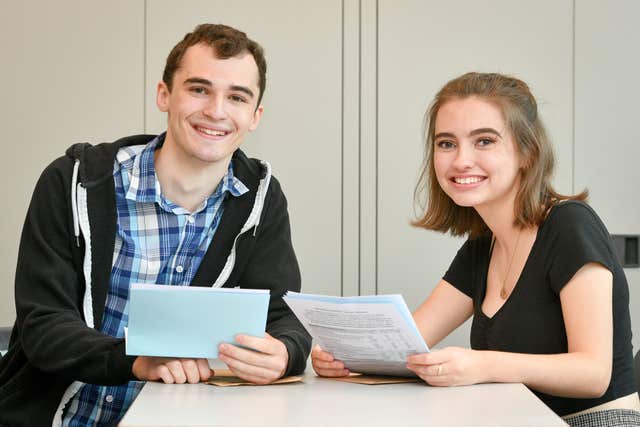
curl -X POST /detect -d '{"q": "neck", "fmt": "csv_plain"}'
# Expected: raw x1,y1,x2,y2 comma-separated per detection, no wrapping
477,192,538,279
154,140,230,213
476,197,518,247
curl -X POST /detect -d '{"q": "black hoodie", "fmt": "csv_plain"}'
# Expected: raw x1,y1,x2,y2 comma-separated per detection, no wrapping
0,134,311,426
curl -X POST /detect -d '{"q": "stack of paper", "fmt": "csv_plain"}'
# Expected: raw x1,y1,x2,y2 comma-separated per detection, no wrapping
283,292,429,377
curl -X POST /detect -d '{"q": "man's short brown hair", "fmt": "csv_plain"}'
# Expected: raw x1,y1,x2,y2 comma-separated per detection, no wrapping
163,23,267,105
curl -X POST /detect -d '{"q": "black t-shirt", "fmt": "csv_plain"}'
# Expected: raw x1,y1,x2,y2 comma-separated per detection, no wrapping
443,201,636,416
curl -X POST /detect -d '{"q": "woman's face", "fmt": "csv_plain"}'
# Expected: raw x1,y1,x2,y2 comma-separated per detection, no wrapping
433,97,522,215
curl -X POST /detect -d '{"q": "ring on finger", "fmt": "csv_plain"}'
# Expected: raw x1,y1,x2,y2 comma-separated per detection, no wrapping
436,364,443,376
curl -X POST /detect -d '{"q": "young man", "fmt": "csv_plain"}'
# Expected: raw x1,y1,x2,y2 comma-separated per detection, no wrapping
0,24,311,426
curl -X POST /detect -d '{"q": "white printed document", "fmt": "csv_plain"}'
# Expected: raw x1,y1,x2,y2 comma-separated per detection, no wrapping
283,292,429,377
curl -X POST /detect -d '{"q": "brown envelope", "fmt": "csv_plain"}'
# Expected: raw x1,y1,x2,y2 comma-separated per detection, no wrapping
206,369,303,387
324,373,422,385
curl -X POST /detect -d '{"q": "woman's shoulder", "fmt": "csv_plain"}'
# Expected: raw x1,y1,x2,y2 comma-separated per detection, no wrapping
544,200,604,230
541,199,614,256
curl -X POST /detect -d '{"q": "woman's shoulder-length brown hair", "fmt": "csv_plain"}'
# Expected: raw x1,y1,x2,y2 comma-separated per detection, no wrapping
412,72,586,239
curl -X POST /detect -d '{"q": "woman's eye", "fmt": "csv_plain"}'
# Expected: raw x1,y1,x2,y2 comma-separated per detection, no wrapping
477,138,495,147
436,140,455,149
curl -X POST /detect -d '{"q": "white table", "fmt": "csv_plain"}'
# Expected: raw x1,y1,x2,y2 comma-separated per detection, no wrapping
119,370,567,426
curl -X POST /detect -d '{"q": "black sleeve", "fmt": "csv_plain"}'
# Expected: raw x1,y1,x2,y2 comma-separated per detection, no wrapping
14,156,135,385
236,176,311,376
442,239,476,299
546,202,618,295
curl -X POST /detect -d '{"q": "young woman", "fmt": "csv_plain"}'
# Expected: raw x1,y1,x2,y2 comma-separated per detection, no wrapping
312,73,640,426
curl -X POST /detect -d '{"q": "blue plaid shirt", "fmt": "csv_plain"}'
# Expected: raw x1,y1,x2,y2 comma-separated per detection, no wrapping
62,134,248,426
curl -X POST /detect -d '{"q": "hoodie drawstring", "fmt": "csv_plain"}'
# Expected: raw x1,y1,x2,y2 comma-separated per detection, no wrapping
252,161,272,236
71,159,80,247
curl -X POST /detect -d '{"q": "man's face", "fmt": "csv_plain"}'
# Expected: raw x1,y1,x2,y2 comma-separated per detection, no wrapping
156,43,263,167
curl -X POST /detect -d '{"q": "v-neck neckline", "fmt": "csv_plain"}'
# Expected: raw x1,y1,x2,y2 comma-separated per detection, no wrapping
479,225,544,320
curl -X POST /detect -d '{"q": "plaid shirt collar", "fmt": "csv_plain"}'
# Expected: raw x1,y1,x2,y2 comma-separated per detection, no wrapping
120,133,249,212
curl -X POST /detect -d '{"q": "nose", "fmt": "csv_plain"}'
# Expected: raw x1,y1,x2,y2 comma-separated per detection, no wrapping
202,94,227,120
452,143,474,170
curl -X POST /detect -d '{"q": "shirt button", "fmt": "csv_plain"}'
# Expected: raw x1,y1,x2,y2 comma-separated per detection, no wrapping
187,216,195,224
176,265,184,273
105,395,114,403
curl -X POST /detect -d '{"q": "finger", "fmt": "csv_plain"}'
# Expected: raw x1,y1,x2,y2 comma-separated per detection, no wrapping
311,354,349,377
408,362,455,386
311,345,335,362
312,358,345,371
407,351,443,365
180,359,201,384
423,374,454,387
220,352,278,384
165,360,187,384
157,364,174,384
219,343,280,372
196,358,213,381
234,334,279,355
312,365,349,377
407,362,444,377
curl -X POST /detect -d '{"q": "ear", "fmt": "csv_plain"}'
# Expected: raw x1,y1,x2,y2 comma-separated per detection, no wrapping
519,153,529,170
249,105,264,131
156,81,170,113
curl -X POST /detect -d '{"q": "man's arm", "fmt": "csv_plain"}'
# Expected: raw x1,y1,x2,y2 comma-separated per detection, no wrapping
14,156,136,385
218,176,311,382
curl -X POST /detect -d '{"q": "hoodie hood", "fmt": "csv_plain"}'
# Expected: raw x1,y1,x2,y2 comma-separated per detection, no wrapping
65,134,271,248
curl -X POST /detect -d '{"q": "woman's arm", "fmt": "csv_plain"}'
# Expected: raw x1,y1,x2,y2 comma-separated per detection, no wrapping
312,279,473,377
413,279,474,348
408,263,613,398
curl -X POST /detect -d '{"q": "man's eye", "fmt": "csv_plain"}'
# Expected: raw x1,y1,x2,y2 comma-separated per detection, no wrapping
190,86,208,95
230,94,247,103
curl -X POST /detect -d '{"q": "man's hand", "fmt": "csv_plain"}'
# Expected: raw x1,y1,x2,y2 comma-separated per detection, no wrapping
132,356,212,384
217,333,289,385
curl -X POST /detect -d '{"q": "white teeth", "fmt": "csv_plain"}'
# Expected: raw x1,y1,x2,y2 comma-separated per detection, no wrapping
454,176,482,184
197,126,227,136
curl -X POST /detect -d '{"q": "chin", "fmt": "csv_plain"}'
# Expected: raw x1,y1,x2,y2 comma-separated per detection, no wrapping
191,146,234,162
446,194,483,208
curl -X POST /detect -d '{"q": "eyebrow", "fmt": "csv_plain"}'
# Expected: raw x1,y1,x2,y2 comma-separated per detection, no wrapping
470,127,502,138
434,128,502,139
184,77,255,99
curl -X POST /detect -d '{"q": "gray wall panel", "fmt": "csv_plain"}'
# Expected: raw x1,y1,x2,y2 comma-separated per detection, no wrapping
575,0,640,353
0,0,144,327
145,0,344,296
376,0,574,347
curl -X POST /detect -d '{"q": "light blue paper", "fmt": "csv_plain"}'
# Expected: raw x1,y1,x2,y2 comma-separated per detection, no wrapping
126,284,269,358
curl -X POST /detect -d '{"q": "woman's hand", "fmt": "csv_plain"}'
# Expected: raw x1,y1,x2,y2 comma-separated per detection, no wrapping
311,345,350,377
407,347,486,386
